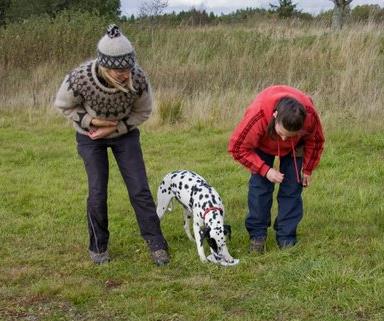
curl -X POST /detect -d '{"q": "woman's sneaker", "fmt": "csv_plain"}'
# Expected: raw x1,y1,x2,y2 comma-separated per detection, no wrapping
278,240,296,249
249,237,266,254
89,250,110,264
150,249,170,266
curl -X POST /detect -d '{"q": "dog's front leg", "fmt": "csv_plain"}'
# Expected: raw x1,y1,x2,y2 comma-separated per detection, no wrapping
193,223,207,263
183,209,194,241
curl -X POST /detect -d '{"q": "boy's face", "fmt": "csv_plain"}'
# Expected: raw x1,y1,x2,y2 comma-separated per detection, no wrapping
275,121,298,141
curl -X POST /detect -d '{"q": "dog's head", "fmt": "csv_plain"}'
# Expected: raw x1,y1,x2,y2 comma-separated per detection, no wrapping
199,225,231,250
199,215,236,264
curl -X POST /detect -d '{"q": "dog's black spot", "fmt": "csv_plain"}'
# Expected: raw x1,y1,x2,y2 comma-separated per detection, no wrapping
205,194,209,198
184,184,189,189
188,198,193,209
199,194,203,200
189,178,192,181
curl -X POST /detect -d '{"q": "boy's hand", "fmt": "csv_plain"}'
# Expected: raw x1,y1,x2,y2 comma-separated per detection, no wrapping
302,174,311,187
265,168,284,184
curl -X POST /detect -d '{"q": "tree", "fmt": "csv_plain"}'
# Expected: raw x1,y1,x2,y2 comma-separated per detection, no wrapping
351,5,384,22
269,0,299,18
5,0,121,23
0,0,11,26
330,0,353,30
61,0,121,18
139,0,168,19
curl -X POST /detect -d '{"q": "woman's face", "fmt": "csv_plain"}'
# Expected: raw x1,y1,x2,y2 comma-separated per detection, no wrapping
275,122,298,141
108,68,130,83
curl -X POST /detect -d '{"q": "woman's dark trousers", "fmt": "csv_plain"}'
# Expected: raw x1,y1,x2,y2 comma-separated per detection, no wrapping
76,129,168,254
245,149,303,247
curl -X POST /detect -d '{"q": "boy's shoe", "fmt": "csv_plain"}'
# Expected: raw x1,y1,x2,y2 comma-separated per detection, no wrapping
89,250,110,265
150,249,170,266
249,237,267,254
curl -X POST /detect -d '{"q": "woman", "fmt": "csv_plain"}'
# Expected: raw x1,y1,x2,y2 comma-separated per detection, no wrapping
54,25,169,265
228,85,325,253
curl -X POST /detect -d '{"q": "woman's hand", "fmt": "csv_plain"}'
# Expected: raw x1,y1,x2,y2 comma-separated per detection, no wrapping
265,168,284,183
302,174,311,187
91,118,118,127
88,126,117,140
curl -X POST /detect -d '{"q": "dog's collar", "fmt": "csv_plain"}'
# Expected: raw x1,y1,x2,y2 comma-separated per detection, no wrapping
202,207,223,220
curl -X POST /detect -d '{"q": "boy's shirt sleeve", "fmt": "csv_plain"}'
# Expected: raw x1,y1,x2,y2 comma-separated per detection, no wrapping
302,110,325,175
228,108,270,176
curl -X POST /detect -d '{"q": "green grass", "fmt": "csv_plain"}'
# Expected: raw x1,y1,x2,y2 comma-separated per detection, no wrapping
1,110,384,321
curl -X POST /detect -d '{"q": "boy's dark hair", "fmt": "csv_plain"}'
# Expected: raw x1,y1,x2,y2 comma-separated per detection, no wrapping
267,97,307,137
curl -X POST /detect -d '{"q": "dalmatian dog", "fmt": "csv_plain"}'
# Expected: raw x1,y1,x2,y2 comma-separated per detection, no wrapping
156,170,239,266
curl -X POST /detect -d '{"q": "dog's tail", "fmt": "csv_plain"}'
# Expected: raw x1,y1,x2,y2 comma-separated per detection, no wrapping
156,173,174,219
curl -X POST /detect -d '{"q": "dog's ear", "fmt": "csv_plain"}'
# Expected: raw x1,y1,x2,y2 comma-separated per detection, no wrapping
199,226,219,253
207,237,218,253
224,224,232,240
199,226,211,246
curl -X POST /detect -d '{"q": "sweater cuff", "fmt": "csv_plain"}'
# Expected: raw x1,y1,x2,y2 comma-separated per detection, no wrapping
259,163,270,177
303,169,312,176
81,114,93,130
116,121,128,135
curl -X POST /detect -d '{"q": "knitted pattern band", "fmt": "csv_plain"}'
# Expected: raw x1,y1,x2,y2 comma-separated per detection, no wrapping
97,24,136,69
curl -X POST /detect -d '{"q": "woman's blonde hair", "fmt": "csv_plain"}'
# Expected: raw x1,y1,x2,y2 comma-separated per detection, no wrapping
97,65,135,93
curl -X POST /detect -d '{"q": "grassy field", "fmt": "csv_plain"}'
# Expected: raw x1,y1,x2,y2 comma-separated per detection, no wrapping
1,12,384,321
0,109,383,321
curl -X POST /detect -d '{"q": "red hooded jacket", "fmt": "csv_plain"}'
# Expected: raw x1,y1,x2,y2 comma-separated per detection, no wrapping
228,85,325,177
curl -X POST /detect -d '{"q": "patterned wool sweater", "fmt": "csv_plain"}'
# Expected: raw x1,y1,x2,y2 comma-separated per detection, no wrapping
54,59,153,138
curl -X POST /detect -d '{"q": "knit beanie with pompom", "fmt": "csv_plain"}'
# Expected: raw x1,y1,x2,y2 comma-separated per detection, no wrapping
97,24,135,69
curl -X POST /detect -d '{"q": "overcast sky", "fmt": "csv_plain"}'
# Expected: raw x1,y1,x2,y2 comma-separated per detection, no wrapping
121,0,384,16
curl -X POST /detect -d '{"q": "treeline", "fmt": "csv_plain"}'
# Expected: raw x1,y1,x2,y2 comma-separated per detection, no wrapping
123,7,312,27
128,5,384,26
1,1,384,28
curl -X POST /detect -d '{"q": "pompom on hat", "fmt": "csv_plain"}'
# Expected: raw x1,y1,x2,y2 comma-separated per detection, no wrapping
97,24,136,69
